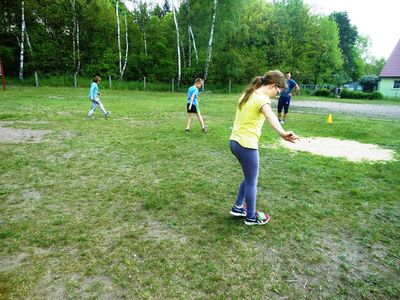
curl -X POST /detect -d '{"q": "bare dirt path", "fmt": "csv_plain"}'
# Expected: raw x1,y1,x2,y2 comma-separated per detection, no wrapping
290,100,400,119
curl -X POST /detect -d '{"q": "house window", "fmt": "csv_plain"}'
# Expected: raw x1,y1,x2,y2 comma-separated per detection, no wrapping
394,81,400,89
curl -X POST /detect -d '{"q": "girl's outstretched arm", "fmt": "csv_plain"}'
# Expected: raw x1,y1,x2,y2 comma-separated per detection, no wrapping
261,103,299,143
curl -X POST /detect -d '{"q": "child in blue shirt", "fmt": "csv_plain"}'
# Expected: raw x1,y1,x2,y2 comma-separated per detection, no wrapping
87,76,110,118
185,78,208,133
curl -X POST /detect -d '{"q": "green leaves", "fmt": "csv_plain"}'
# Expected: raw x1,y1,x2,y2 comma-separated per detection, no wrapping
1,0,373,86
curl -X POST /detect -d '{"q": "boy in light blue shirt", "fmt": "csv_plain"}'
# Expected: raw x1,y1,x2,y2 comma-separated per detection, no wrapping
87,76,110,118
185,78,208,133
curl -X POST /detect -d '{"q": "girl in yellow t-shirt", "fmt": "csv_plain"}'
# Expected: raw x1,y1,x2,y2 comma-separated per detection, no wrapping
229,70,299,225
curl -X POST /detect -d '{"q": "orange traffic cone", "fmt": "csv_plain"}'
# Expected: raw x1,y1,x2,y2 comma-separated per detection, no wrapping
327,114,333,124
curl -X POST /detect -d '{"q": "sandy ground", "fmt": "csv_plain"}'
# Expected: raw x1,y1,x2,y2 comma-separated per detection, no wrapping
280,137,395,162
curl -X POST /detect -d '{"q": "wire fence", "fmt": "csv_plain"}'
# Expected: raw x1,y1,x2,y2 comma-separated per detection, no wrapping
4,75,249,94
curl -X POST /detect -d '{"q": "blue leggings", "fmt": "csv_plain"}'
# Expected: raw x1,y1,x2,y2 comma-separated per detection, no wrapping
230,140,259,219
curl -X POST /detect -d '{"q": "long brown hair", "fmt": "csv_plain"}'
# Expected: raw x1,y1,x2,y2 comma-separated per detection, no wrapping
238,70,287,110
92,75,101,83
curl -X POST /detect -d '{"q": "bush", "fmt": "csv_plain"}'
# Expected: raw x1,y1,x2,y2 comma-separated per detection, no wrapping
313,88,331,97
339,88,351,98
340,89,384,100
370,91,384,100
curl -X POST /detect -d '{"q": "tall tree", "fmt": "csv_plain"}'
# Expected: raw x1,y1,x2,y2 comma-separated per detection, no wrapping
116,0,128,79
307,16,343,84
171,0,181,86
18,0,25,80
330,11,359,81
204,0,217,82
71,0,80,87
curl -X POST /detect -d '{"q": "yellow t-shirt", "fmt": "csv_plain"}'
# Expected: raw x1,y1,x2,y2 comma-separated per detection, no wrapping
229,92,271,149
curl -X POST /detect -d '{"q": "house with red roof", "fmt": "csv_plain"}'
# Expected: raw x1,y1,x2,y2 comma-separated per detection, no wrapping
379,39,400,98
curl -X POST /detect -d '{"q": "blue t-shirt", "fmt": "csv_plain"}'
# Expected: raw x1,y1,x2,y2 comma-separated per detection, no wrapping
187,86,199,106
279,79,297,100
88,82,99,100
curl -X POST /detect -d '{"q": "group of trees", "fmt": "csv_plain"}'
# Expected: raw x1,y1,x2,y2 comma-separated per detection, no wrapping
0,0,386,87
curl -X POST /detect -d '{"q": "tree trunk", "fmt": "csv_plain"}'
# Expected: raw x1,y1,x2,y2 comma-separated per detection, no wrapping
171,0,181,87
188,25,191,67
116,0,123,79
121,14,128,77
143,29,148,57
76,21,80,77
116,1,128,80
71,0,80,87
25,29,38,87
19,0,25,80
181,40,186,68
189,26,198,64
204,0,217,82
187,0,191,67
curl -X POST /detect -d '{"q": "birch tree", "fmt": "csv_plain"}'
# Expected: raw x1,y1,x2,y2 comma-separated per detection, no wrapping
187,0,191,67
171,0,181,87
25,29,38,86
204,0,217,82
189,26,198,64
186,0,198,67
71,0,80,87
18,0,25,80
122,14,128,76
116,0,128,79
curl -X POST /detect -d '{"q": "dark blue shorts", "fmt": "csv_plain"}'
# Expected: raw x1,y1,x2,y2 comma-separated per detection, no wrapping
277,98,291,114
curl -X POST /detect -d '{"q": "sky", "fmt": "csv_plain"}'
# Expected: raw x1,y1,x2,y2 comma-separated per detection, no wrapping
125,0,399,59
276,0,400,59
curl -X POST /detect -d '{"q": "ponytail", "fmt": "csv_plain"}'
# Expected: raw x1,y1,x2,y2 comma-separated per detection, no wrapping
238,76,264,110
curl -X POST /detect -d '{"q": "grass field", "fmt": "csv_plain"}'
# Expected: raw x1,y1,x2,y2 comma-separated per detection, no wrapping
0,87,399,299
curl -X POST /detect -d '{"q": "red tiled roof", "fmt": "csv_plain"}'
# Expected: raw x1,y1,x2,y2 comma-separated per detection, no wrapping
380,39,400,77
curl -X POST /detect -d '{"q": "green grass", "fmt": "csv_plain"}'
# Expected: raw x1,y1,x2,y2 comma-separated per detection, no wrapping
0,87,399,299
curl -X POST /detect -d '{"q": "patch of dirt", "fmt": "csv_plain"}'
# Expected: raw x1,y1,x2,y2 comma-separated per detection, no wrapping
3,188,42,222
0,121,50,143
47,96,65,100
0,253,29,271
0,121,74,144
280,137,395,162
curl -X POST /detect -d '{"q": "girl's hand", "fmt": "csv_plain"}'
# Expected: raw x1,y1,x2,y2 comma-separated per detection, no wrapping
281,131,299,143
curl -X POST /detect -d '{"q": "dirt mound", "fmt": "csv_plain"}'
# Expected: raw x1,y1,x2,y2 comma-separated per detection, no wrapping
281,137,395,162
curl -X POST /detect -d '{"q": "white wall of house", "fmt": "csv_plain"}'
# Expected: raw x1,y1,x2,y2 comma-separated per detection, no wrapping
378,78,400,98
